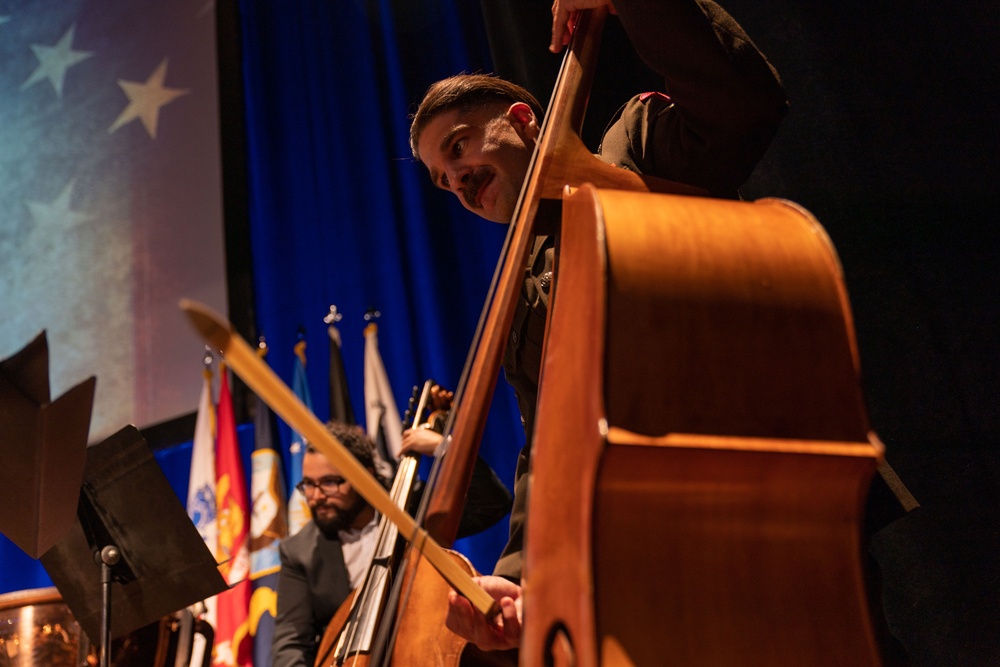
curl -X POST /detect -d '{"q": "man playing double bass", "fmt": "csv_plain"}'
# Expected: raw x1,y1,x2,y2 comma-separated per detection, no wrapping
271,423,389,667
271,420,511,665
408,0,788,652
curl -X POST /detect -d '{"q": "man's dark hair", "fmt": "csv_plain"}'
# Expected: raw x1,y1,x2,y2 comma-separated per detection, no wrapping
409,73,544,158
307,422,387,489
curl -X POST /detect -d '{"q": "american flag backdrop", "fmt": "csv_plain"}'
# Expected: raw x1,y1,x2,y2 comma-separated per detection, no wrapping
0,0,229,442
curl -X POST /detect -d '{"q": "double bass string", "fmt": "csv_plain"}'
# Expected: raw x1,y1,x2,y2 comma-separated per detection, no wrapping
332,455,420,663
322,383,433,666
367,383,437,666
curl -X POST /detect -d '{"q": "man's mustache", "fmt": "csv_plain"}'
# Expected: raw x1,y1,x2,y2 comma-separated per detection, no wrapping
463,168,490,209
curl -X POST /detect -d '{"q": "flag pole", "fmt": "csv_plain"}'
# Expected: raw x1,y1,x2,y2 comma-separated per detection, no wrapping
179,299,499,619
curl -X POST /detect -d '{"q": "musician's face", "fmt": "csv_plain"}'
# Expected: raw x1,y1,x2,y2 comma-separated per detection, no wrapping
417,102,539,223
302,450,369,536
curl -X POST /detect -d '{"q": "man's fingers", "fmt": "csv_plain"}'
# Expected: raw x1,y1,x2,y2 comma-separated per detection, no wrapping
500,597,521,644
550,2,571,52
445,590,477,638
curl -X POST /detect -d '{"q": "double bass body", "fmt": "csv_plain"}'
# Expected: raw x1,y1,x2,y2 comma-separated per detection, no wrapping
521,186,883,665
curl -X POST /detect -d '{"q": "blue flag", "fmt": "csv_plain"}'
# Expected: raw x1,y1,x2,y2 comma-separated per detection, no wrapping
287,340,313,535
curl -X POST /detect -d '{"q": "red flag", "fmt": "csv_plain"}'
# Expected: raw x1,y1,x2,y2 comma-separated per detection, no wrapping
214,363,251,667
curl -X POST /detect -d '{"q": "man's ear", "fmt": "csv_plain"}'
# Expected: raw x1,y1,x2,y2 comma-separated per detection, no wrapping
506,102,539,142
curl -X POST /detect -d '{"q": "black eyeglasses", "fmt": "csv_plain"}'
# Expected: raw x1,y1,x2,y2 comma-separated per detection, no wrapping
295,476,348,496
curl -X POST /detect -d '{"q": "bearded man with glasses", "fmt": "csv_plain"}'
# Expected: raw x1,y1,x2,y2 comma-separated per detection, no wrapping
271,421,511,666
271,421,388,667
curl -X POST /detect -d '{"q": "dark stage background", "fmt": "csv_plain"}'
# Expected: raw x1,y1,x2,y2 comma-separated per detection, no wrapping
708,3,999,665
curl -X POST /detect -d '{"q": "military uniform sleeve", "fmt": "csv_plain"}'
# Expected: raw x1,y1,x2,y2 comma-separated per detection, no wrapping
600,0,788,194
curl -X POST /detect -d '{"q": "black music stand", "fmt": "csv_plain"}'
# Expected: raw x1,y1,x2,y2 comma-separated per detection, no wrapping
0,331,95,559
40,425,228,667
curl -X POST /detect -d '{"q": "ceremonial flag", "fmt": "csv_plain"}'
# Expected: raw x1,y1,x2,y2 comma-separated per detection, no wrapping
186,359,218,646
214,363,251,667
286,340,313,536
327,310,355,425
248,345,287,667
363,322,402,466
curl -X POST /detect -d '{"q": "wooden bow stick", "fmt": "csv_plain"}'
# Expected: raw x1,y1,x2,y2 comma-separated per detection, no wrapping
179,298,499,619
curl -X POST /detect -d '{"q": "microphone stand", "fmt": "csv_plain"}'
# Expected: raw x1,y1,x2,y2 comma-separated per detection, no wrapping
97,544,121,667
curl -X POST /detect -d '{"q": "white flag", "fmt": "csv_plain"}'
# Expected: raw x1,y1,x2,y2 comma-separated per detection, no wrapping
185,366,218,642
363,323,402,464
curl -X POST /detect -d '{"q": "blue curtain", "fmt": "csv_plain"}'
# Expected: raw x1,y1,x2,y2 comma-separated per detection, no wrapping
237,0,525,573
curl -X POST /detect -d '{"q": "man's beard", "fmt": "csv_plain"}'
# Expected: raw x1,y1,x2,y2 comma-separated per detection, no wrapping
312,497,367,538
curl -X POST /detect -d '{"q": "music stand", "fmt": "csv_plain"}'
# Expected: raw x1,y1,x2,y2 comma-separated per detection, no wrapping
0,331,95,559
40,425,228,667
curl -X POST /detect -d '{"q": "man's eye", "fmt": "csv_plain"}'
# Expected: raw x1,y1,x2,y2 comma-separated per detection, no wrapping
451,139,464,157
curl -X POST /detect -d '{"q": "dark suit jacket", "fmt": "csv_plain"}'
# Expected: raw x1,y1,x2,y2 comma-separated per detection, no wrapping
271,521,351,667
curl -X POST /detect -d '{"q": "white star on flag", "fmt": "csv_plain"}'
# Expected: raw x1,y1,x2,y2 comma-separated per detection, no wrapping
20,24,94,98
109,58,191,139
25,180,93,232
